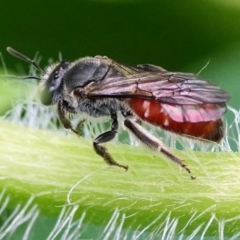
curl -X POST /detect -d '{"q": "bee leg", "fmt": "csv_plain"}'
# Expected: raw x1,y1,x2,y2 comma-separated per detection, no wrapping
136,64,167,73
75,119,85,135
124,117,196,179
93,113,128,171
57,101,81,136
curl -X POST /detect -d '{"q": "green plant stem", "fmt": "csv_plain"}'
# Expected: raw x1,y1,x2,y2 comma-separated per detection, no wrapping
1,120,240,237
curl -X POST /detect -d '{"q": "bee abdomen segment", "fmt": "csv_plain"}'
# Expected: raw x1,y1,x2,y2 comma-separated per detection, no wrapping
129,98,224,142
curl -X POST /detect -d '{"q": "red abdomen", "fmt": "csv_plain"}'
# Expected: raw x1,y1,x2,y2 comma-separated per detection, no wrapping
128,99,223,142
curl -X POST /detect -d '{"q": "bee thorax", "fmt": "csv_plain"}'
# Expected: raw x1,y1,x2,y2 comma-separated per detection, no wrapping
65,97,122,118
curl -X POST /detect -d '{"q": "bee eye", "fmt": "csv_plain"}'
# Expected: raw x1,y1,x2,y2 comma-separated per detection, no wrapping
54,71,59,80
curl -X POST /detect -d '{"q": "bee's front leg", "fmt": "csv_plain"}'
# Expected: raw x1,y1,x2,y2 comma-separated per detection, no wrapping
57,100,82,136
93,112,128,171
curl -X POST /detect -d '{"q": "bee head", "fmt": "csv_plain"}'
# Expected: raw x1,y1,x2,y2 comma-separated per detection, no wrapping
40,61,70,105
7,47,70,105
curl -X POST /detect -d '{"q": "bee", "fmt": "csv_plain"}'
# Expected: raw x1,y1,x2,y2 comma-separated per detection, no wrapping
7,47,230,179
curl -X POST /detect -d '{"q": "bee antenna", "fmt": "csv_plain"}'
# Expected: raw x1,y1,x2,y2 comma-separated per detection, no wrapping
7,47,45,75
0,75,41,80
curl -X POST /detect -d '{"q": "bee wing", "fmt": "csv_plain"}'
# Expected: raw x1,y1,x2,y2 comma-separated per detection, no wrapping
85,71,230,105
82,70,230,123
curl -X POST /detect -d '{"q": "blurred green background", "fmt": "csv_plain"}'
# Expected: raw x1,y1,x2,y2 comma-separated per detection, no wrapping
1,0,240,238
1,0,240,109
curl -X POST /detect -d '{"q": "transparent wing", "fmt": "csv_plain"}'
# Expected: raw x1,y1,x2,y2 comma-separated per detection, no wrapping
85,71,230,105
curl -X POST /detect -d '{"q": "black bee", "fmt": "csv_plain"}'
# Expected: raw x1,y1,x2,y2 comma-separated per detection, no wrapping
7,47,230,179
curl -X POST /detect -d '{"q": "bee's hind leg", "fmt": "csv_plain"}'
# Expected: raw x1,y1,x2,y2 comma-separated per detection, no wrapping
124,116,196,179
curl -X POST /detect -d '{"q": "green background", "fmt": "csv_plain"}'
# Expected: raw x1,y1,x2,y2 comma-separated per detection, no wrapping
1,0,240,109
2,0,240,150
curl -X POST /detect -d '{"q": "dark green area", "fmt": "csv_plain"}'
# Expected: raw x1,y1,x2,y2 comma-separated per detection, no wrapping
1,1,240,108
1,0,239,67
